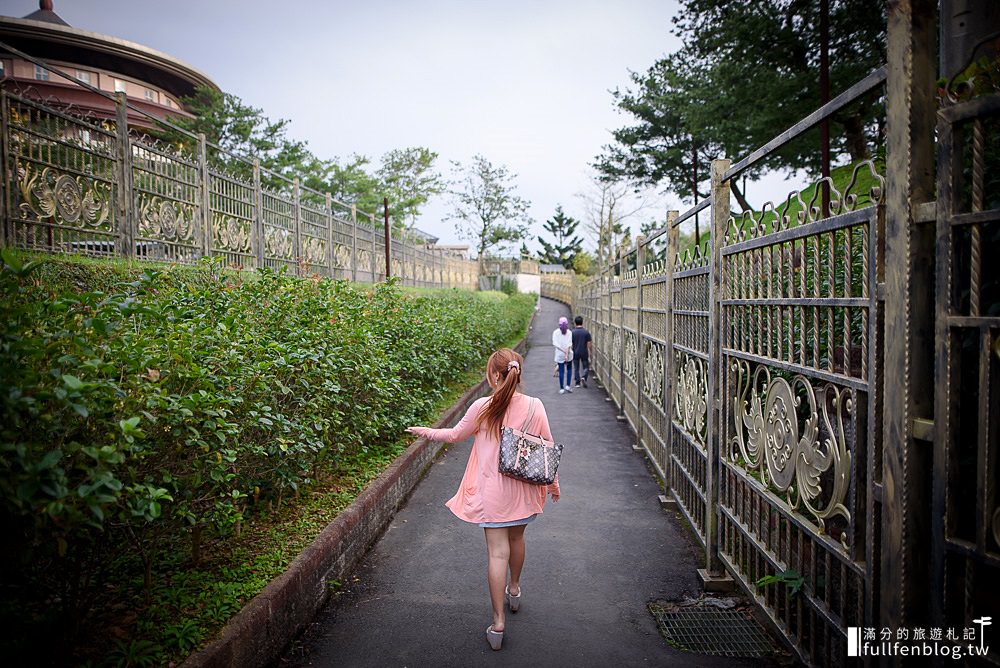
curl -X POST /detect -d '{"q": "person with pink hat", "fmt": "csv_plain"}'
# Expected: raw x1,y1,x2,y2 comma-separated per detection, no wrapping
552,316,574,393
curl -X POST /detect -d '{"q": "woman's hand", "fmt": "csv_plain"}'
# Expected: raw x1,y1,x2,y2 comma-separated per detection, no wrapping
407,426,429,437
550,489,560,503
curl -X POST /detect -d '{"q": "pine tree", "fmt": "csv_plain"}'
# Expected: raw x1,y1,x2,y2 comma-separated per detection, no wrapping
537,205,583,269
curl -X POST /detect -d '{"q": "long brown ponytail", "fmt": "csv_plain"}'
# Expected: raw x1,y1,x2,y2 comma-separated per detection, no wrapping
477,348,524,440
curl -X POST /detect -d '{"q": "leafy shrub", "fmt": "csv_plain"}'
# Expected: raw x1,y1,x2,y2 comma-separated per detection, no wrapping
0,251,535,664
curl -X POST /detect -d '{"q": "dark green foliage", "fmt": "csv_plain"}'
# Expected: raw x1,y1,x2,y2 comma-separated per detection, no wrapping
156,86,440,222
0,253,535,665
537,205,584,270
597,0,886,202
377,147,445,231
164,85,310,190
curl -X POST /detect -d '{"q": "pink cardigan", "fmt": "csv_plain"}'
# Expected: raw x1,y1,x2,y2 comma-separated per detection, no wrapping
412,393,559,524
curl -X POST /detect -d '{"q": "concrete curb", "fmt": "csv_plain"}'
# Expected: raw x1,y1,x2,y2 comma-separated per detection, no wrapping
181,310,536,668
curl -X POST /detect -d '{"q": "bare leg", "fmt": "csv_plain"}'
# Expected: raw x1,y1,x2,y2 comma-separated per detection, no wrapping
484,528,509,632
507,524,526,596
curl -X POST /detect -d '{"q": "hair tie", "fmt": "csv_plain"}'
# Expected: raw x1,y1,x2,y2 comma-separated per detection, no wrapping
507,360,520,372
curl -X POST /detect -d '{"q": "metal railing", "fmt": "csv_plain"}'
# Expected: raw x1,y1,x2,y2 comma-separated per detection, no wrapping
0,42,478,289
539,271,574,305
556,11,1000,657
541,7,992,660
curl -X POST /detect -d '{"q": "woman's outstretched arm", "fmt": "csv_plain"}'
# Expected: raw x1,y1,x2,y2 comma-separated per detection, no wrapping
406,397,487,443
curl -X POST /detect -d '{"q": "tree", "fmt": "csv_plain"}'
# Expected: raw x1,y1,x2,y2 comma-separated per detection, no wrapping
537,205,583,269
576,174,652,266
168,85,310,190
572,250,596,276
639,218,668,265
597,0,886,210
595,54,737,212
294,153,381,215
376,147,444,234
673,0,885,163
447,155,532,275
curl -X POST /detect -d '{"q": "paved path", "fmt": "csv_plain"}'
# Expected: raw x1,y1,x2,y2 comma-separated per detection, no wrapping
278,297,776,667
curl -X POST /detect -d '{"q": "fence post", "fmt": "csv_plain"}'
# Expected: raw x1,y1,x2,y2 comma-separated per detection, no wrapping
252,159,263,268
382,198,391,281
617,245,627,419
325,193,334,279
197,132,211,261
701,157,732,586
635,235,646,448
0,90,10,248
351,204,358,282
293,178,302,276
402,234,408,286
370,213,377,281
663,211,679,503
882,0,938,630
0,91,8,248
114,92,134,258
595,265,602,387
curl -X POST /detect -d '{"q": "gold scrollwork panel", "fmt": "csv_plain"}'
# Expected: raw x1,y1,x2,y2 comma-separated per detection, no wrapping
138,195,196,243
18,164,112,229
264,227,294,259
674,351,708,449
623,332,638,382
213,214,252,254
643,341,664,403
302,236,327,266
729,359,853,546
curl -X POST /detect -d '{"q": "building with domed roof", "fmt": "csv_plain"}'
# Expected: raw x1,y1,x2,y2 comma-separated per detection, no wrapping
0,0,219,127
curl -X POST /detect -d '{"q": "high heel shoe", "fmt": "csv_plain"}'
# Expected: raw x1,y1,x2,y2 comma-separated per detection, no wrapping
486,625,504,650
505,585,521,613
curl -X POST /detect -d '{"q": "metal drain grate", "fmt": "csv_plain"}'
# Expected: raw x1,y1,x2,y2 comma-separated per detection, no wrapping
648,603,780,657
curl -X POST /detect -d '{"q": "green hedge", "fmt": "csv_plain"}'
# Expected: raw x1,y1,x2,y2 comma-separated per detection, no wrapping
0,251,536,664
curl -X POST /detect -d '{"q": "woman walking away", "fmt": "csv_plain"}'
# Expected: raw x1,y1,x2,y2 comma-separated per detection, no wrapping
552,316,574,393
407,348,560,651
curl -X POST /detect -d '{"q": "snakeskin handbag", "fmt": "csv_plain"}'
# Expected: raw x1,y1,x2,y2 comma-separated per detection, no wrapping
499,398,563,485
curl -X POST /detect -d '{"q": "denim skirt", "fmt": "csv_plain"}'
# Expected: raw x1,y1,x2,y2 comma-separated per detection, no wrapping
478,514,538,529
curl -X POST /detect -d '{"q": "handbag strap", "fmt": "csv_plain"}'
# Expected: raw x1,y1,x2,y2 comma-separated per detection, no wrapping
518,397,536,432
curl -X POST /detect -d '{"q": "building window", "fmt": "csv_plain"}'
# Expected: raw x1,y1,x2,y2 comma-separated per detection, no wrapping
144,88,154,101
0,61,5,78
34,64,49,81
114,79,126,93
76,70,91,85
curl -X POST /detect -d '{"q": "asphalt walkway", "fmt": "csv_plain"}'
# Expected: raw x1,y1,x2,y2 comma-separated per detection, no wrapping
278,297,775,667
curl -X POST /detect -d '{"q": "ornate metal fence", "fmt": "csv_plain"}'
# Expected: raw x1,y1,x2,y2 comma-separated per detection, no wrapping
569,50,902,662
539,272,574,305
569,10,1000,656
717,160,884,665
933,88,1000,643
0,87,478,289
667,225,712,547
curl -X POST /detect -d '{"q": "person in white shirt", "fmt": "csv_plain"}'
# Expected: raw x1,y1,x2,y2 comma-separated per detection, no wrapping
551,316,574,394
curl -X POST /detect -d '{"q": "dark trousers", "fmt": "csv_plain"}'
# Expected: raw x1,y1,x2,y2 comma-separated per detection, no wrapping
573,356,589,383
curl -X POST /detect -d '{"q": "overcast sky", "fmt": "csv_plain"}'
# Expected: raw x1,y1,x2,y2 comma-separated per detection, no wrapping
6,0,792,251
